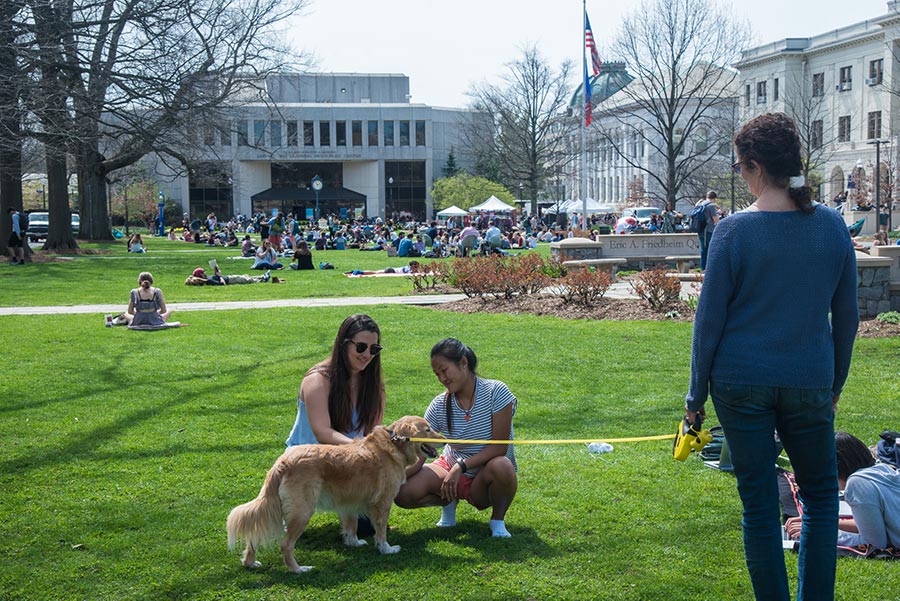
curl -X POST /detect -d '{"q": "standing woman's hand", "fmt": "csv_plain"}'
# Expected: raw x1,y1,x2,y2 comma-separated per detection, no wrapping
832,394,840,414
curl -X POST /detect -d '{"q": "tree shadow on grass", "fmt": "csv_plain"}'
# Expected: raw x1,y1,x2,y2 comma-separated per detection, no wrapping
0,357,268,475
150,520,554,598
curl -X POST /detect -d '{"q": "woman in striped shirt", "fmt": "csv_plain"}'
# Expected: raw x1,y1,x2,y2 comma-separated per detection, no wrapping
395,338,518,538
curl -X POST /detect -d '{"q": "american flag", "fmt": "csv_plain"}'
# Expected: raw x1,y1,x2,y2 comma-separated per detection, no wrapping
585,12,601,76
584,62,592,127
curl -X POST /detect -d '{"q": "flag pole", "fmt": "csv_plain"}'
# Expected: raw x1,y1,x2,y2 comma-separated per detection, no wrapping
581,0,588,231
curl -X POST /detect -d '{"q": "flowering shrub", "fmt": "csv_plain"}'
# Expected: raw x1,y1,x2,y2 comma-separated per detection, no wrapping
631,266,682,310
445,255,555,299
410,261,449,291
560,267,613,306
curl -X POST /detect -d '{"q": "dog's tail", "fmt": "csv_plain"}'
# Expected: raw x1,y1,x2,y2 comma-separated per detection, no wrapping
227,461,285,551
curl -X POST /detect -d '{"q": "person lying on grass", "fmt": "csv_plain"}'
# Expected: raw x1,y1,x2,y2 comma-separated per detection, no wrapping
345,261,420,276
184,265,282,285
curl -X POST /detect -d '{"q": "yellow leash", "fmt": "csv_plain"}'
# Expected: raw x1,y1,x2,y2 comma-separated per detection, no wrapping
407,433,676,445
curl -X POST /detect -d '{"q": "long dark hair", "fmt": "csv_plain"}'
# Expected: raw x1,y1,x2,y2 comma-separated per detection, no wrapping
835,431,875,481
431,338,478,434
312,314,383,435
733,112,814,214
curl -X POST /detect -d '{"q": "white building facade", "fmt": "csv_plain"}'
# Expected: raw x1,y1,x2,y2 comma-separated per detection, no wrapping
735,1,900,207
153,73,475,221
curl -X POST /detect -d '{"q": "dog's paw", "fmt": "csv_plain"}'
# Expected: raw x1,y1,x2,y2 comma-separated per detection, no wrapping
243,560,262,569
376,542,401,554
343,534,368,547
292,565,313,574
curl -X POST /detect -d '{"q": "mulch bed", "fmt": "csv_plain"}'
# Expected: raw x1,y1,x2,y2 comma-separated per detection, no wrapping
429,293,899,338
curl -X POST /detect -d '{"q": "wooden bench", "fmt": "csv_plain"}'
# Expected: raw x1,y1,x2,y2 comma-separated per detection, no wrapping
666,255,701,273
562,258,628,274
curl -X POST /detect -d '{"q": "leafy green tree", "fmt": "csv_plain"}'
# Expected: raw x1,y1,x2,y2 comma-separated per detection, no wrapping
432,173,514,211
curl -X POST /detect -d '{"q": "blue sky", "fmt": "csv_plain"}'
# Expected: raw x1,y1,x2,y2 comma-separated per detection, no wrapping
287,0,891,107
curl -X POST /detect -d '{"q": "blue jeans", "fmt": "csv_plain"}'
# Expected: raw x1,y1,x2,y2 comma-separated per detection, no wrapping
711,382,837,601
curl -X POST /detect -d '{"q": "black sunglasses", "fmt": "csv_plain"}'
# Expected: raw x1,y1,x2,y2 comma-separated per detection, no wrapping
731,161,743,174
345,340,383,355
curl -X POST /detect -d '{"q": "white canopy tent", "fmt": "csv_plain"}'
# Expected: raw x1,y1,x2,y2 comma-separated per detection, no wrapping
566,198,617,214
468,195,516,213
543,200,575,214
436,205,468,218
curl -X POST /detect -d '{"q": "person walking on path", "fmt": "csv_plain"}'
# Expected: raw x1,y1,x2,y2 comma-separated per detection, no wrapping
6,208,25,265
685,112,859,601
695,191,720,270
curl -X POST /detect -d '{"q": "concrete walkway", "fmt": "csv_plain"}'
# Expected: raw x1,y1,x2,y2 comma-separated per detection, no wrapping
0,281,699,316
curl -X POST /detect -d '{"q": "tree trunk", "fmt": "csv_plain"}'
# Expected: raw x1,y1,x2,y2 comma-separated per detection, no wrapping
0,2,26,258
42,142,77,252
77,145,112,241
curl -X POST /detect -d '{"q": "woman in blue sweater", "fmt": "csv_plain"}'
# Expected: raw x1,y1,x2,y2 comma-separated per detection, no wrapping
685,112,859,601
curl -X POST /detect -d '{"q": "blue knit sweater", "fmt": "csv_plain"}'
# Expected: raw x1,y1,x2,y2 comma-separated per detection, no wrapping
686,204,859,411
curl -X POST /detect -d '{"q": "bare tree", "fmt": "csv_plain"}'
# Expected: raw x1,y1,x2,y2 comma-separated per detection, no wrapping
606,0,749,210
465,44,577,216
0,1,27,257
9,0,309,249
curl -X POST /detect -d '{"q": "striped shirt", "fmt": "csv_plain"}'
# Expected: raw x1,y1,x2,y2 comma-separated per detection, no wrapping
425,377,517,475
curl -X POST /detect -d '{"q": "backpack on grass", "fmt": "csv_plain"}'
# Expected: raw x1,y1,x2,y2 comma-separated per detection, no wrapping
689,202,708,234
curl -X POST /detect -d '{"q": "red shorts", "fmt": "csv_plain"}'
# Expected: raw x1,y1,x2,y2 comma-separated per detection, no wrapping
268,234,282,246
432,456,487,510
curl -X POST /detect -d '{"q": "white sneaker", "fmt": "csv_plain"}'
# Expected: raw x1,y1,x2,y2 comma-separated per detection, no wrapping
263,270,271,282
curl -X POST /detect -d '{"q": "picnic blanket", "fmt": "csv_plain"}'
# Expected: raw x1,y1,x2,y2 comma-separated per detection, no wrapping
128,322,185,330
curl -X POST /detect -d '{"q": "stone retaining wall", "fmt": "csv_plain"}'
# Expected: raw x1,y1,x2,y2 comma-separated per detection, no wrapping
855,252,893,318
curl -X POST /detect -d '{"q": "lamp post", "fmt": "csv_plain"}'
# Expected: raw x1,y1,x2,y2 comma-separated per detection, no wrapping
311,175,323,221
39,186,45,211
387,176,394,221
867,139,884,234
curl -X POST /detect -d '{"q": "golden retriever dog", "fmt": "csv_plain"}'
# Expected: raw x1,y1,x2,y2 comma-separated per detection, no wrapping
226,416,444,573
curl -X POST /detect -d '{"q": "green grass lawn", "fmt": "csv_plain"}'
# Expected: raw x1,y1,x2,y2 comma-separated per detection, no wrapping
2,238,551,307
1,306,897,600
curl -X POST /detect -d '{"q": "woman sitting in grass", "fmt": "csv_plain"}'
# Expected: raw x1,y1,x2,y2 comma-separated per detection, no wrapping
395,338,518,538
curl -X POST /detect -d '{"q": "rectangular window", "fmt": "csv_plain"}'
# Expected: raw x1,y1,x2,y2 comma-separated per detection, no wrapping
744,84,751,106
220,123,232,146
237,120,249,146
269,120,281,147
839,66,852,91
383,120,394,146
812,72,824,97
869,59,884,84
838,115,851,142
756,81,767,104
811,119,823,149
319,121,331,146
367,120,378,146
203,126,215,146
254,120,266,146
336,121,346,146
399,121,410,146
286,121,298,146
303,121,314,146
868,111,882,140
415,120,426,146
773,78,779,101
352,121,362,146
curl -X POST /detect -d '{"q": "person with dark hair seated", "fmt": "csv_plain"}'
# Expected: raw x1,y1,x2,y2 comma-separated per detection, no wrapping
290,241,315,270
786,431,899,549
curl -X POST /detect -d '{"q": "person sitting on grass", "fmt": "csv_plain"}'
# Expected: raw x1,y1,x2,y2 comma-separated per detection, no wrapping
252,239,283,270
128,233,146,253
241,235,256,257
785,431,899,549
290,240,315,270
124,272,171,327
